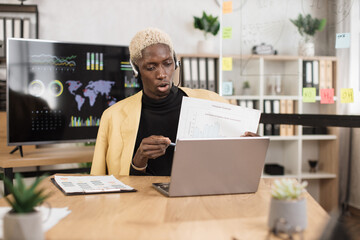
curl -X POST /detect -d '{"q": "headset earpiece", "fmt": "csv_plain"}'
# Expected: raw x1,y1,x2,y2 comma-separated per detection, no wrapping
129,60,139,78
174,52,180,70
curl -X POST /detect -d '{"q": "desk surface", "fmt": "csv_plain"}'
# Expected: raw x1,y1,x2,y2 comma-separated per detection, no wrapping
0,147,94,168
0,176,330,240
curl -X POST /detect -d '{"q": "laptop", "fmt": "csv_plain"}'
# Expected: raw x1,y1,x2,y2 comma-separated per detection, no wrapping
152,137,270,197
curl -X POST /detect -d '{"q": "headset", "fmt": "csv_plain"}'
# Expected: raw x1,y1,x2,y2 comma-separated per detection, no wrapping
130,52,180,78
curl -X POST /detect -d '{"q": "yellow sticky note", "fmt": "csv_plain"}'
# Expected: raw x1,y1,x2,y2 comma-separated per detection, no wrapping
223,1,233,14
302,88,316,102
222,57,232,71
340,88,354,103
223,27,232,39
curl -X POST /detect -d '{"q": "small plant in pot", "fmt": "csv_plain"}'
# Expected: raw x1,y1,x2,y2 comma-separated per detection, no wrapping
290,13,326,56
193,11,220,54
268,179,308,235
2,173,50,240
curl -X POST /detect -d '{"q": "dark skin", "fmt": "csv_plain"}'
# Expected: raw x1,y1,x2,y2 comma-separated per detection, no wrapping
132,43,258,170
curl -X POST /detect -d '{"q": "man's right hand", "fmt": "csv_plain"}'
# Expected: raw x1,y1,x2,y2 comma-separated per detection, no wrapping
132,135,171,171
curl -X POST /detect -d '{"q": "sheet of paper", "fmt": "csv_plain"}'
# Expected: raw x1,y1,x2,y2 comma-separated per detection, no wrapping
222,57,233,71
223,1,233,14
335,33,350,49
0,206,71,238
302,87,316,102
340,88,354,103
54,175,134,194
222,27,233,39
176,97,261,139
320,88,334,104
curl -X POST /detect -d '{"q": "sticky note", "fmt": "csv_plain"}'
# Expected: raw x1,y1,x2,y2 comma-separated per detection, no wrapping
223,1,233,14
223,27,233,39
222,57,232,71
302,88,316,102
335,33,350,49
320,88,334,104
340,88,354,103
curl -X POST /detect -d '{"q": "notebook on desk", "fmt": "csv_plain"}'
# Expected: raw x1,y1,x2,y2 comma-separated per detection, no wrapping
152,137,270,197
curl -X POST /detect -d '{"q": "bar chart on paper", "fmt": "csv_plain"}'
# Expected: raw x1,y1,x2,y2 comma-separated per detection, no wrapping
176,97,261,139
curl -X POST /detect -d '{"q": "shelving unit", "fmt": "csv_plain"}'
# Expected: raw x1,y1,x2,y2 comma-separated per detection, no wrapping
177,53,339,211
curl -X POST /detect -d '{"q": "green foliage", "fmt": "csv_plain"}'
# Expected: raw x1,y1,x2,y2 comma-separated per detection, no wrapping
2,173,50,213
78,162,92,169
290,14,326,42
243,81,250,89
271,179,308,201
193,11,220,39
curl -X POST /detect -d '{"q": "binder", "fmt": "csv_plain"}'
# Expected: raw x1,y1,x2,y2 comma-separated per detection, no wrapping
23,18,31,39
207,58,216,91
198,58,207,89
247,100,254,109
182,58,192,88
272,100,280,135
286,100,294,136
319,60,327,90
5,18,14,40
312,60,319,95
303,61,313,88
190,58,199,88
264,100,272,135
13,18,22,38
0,18,4,57
279,100,287,136
239,100,247,108
325,60,333,89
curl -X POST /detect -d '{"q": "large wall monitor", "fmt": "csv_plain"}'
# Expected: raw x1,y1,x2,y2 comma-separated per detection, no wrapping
7,38,141,146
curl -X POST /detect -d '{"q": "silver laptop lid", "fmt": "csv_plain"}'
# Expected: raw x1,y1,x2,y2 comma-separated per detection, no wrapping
168,137,270,197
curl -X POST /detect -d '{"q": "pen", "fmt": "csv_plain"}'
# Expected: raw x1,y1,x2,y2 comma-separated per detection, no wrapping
169,142,176,146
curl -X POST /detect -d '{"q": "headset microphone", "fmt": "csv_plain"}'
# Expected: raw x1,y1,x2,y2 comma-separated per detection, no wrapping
129,60,139,78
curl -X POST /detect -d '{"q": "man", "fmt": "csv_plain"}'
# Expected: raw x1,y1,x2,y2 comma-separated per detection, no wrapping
91,27,248,176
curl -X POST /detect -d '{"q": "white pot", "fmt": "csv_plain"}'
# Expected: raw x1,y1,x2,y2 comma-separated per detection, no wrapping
268,197,307,232
298,42,315,57
197,40,215,54
3,211,44,240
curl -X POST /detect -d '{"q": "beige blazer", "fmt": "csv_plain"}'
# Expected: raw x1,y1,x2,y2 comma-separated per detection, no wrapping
90,87,229,176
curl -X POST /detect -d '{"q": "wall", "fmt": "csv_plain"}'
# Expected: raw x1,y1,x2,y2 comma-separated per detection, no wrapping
1,0,342,56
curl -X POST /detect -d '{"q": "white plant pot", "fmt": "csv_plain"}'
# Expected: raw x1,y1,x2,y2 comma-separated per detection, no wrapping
268,197,307,232
3,211,44,240
197,40,215,54
298,42,315,57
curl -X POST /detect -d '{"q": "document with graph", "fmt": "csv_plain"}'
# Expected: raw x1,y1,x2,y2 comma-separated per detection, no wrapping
176,97,261,139
52,175,136,195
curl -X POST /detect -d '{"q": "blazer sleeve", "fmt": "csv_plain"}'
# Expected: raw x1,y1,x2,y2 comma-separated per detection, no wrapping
90,110,111,175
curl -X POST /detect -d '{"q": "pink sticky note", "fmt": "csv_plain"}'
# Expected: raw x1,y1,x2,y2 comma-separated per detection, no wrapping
320,88,334,104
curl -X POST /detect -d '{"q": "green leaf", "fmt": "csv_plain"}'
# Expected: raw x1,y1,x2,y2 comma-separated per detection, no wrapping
193,11,220,37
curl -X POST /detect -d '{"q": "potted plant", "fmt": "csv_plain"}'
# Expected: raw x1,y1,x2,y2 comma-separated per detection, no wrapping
2,173,50,240
290,14,326,56
242,81,251,95
268,179,308,234
193,11,220,54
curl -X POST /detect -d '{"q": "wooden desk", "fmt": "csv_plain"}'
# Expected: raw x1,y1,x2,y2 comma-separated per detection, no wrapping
0,147,94,194
1,176,329,240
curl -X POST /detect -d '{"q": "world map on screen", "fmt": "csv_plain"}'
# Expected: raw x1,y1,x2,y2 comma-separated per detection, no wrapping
66,80,117,111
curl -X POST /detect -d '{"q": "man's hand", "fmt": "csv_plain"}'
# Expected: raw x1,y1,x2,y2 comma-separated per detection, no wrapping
132,135,171,171
241,131,260,137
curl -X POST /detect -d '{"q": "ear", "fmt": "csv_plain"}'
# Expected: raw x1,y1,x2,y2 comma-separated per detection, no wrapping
174,52,180,70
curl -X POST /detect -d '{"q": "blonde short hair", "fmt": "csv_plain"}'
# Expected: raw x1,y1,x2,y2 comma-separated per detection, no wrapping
129,27,174,65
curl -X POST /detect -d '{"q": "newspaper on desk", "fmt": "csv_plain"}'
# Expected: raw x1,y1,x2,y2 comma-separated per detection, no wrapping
176,97,261,139
53,175,136,195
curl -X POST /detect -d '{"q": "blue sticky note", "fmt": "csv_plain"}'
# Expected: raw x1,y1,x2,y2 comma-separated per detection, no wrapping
335,33,350,49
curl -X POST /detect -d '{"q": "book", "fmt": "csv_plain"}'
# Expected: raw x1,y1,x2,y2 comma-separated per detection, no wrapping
264,100,272,136
279,99,287,136
303,61,313,88
207,58,216,91
182,58,191,88
312,60,319,95
325,60,333,89
198,58,207,89
51,175,136,195
319,60,327,90
272,100,280,135
286,100,294,136
190,58,199,88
